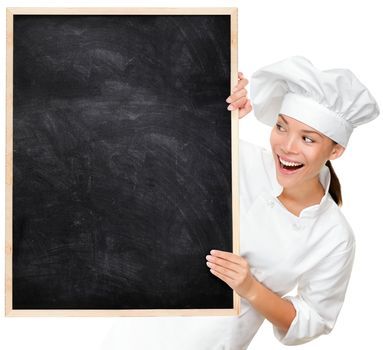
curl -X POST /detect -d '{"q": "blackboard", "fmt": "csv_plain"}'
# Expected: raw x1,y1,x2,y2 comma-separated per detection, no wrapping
5,8,239,316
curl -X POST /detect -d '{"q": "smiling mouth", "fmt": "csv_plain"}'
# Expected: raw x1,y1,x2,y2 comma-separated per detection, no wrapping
278,156,304,171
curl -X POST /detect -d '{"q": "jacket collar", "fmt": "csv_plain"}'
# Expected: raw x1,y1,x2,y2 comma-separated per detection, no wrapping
268,159,333,218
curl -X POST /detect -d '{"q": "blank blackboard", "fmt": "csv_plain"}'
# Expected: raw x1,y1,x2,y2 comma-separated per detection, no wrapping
5,8,239,316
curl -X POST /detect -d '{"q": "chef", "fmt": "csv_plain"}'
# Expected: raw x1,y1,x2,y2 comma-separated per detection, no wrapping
101,56,379,349
206,55,380,347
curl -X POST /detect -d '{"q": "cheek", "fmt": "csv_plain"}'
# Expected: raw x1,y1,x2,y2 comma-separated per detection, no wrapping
269,128,280,147
303,149,327,169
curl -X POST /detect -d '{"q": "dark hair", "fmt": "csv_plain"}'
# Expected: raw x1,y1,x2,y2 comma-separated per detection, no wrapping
325,159,342,206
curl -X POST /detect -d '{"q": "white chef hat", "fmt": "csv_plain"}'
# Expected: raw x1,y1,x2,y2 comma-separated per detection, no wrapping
250,56,380,147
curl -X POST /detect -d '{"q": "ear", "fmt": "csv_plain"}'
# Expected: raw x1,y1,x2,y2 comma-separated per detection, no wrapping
328,144,345,161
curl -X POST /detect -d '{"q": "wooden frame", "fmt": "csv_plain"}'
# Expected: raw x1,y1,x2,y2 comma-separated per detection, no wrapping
5,7,239,317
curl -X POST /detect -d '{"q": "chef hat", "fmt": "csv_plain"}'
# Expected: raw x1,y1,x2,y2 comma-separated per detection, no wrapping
250,56,380,147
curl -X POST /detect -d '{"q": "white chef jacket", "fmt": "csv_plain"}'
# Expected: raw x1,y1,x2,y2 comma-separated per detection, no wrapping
101,139,355,350
236,139,355,347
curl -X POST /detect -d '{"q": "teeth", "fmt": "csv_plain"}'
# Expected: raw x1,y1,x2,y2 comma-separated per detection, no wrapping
279,157,303,167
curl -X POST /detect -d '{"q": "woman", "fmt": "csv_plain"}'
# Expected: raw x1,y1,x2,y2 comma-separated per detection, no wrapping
205,56,379,347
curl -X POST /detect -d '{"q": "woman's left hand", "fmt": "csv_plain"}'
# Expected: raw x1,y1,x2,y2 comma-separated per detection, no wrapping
206,249,257,300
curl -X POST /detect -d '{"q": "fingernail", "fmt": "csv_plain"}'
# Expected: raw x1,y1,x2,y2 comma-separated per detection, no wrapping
226,97,232,103
227,105,234,111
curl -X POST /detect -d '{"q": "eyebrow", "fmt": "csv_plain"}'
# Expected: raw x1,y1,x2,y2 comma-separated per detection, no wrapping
278,115,323,138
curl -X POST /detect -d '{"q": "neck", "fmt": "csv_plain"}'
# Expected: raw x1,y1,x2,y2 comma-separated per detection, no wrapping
279,177,325,206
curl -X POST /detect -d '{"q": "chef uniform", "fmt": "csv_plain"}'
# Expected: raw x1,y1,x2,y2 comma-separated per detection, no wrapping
101,56,379,349
234,55,379,347
236,138,354,347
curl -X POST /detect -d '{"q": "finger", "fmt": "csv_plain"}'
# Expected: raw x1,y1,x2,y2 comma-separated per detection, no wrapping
226,88,247,103
209,268,235,287
236,78,249,92
210,250,251,272
210,250,243,265
232,74,248,92
207,261,238,280
227,96,248,111
233,77,249,91
239,100,253,119
206,255,242,273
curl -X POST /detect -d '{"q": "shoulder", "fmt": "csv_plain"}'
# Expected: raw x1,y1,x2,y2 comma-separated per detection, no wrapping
239,139,275,204
318,201,356,256
239,138,270,159
239,139,275,180
239,138,263,160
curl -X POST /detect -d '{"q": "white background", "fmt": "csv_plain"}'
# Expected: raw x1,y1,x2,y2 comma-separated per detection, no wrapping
1,0,382,349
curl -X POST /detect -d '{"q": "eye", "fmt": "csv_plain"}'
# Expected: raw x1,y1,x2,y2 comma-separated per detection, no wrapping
303,136,314,143
276,123,286,132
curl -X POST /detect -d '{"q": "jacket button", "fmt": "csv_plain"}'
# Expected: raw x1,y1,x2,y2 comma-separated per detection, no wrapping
292,222,302,230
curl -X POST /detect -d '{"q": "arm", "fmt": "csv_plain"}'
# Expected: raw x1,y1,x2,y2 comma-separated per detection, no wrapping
246,274,296,333
207,241,355,345
206,250,295,333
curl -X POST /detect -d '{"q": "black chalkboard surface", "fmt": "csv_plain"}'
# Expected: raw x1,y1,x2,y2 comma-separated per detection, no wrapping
6,8,238,316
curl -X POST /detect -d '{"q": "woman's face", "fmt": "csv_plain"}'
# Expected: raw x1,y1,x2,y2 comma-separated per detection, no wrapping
270,114,345,190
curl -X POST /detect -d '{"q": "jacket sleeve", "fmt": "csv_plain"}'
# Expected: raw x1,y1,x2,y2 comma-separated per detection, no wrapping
273,241,356,345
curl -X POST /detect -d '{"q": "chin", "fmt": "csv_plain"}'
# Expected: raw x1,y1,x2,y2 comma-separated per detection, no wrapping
275,175,298,190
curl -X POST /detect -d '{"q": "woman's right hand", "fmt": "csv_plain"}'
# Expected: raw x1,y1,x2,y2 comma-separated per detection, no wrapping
226,72,252,119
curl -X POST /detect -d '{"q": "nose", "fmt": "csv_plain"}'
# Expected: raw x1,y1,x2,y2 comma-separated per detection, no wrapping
281,135,299,154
